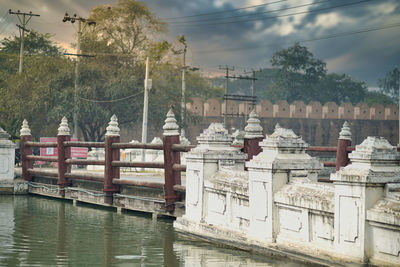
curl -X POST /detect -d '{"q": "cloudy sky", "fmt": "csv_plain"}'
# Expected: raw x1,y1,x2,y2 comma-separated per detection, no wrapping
0,0,399,87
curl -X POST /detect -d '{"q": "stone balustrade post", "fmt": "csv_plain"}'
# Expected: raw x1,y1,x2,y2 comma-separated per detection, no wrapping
243,109,263,163
331,136,400,262
336,121,351,171
179,122,246,224
0,126,16,190
163,109,181,212
246,124,322,242
57,117,71,197
104,115,120,205
20,119,33,181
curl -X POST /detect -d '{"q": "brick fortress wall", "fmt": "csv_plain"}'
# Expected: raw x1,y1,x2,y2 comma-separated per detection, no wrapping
121,98,399,147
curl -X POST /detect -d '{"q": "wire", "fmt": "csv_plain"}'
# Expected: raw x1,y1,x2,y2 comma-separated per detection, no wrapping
169,0,332,24
192,22,400,54
162,0,289,20
299,22,400,43
170,0,374,27
77,89,144,103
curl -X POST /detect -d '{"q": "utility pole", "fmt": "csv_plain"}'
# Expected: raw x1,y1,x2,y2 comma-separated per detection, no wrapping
181,43,187,138
244,69,261,109
398,68,400,147
141,56,151,163
219,65,235,127
9,9,40,73
177,35,198,139
62,13,95,139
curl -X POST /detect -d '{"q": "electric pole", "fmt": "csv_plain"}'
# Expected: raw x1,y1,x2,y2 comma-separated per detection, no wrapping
398,68,400,147
219,65,235,127
177,35,198,139
62,13,95,139
244,69,261,109
181,42,187,138
9,9,40,73
141,56,151,163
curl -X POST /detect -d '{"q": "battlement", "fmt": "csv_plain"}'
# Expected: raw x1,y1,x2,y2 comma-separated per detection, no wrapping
187,98,398,120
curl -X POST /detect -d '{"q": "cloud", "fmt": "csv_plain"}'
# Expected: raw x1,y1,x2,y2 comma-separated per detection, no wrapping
0,0,399,87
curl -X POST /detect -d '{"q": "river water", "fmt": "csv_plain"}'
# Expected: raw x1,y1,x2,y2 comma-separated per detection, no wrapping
0,196,307,266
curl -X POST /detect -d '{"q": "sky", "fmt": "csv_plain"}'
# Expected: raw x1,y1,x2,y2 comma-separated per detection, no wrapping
0,0,399,88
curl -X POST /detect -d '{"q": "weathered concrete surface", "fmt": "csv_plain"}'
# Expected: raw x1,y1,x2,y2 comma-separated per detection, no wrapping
0,127,16,194
175,122,400,267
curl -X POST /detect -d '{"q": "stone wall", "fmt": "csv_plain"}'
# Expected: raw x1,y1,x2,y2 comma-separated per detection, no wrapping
185,117,398,147
187,98,398,121
174,123,400,266
120,99,399,146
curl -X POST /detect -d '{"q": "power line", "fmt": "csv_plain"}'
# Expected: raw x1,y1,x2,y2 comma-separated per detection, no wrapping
162,0,289,20
192,21,400,54
170,0,374,27
77,89,144,103
169,0,332,24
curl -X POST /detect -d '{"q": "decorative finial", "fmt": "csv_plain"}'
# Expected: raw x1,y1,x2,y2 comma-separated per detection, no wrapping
349,136,398,163
244,109,263,139
339,121,352,141
20,119,31,136
196,123,233,148
163,108,179,136
106,114,120,136
58,117,70,136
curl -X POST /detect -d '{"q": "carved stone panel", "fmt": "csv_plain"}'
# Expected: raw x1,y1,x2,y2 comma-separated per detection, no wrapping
252,181,268,222
339,196,359,243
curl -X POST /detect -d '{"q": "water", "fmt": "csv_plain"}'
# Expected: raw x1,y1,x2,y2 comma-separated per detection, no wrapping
0,196,307,266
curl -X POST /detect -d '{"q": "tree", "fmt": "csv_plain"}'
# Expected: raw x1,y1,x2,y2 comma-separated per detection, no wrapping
0,32,67,138
85,0,166,68
0,31,62,56
65,0,174,141
378,66,399,103
363,91,395,106
263,43,369,105
269,43,326,103
318,73,367,105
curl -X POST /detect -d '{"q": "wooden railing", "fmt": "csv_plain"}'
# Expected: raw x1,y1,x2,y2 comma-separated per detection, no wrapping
20,131,193,212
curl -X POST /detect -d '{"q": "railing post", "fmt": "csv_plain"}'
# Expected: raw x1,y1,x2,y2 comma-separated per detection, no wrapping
20,119,33,181
104,115,120,205
336,121,352,171
243,109,264,163
163,109,181,212
57,117,71,197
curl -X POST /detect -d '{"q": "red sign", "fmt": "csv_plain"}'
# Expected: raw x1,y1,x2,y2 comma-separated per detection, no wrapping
38,137,88,165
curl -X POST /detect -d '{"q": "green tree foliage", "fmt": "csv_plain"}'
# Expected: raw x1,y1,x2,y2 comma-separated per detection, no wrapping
0,31,68,139
378,66,399,103
363,91,395,106
318,73,367,104
262,43,367,105
1,31,62,56
0,56,74,139
268,43,326,102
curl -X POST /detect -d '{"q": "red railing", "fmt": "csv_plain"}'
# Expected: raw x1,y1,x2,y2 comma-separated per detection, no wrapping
21,131,194,211
21,122,359,208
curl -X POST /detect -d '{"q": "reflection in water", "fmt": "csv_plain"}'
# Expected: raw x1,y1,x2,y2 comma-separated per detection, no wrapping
0,196,307,266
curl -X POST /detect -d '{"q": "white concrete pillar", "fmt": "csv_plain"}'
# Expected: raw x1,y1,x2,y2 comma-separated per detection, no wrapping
0,127,16,190
183,123,246,223
331,136,400,262
246,125,322,242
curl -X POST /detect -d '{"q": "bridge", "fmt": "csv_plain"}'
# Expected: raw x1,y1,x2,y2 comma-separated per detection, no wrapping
0,109,399,266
